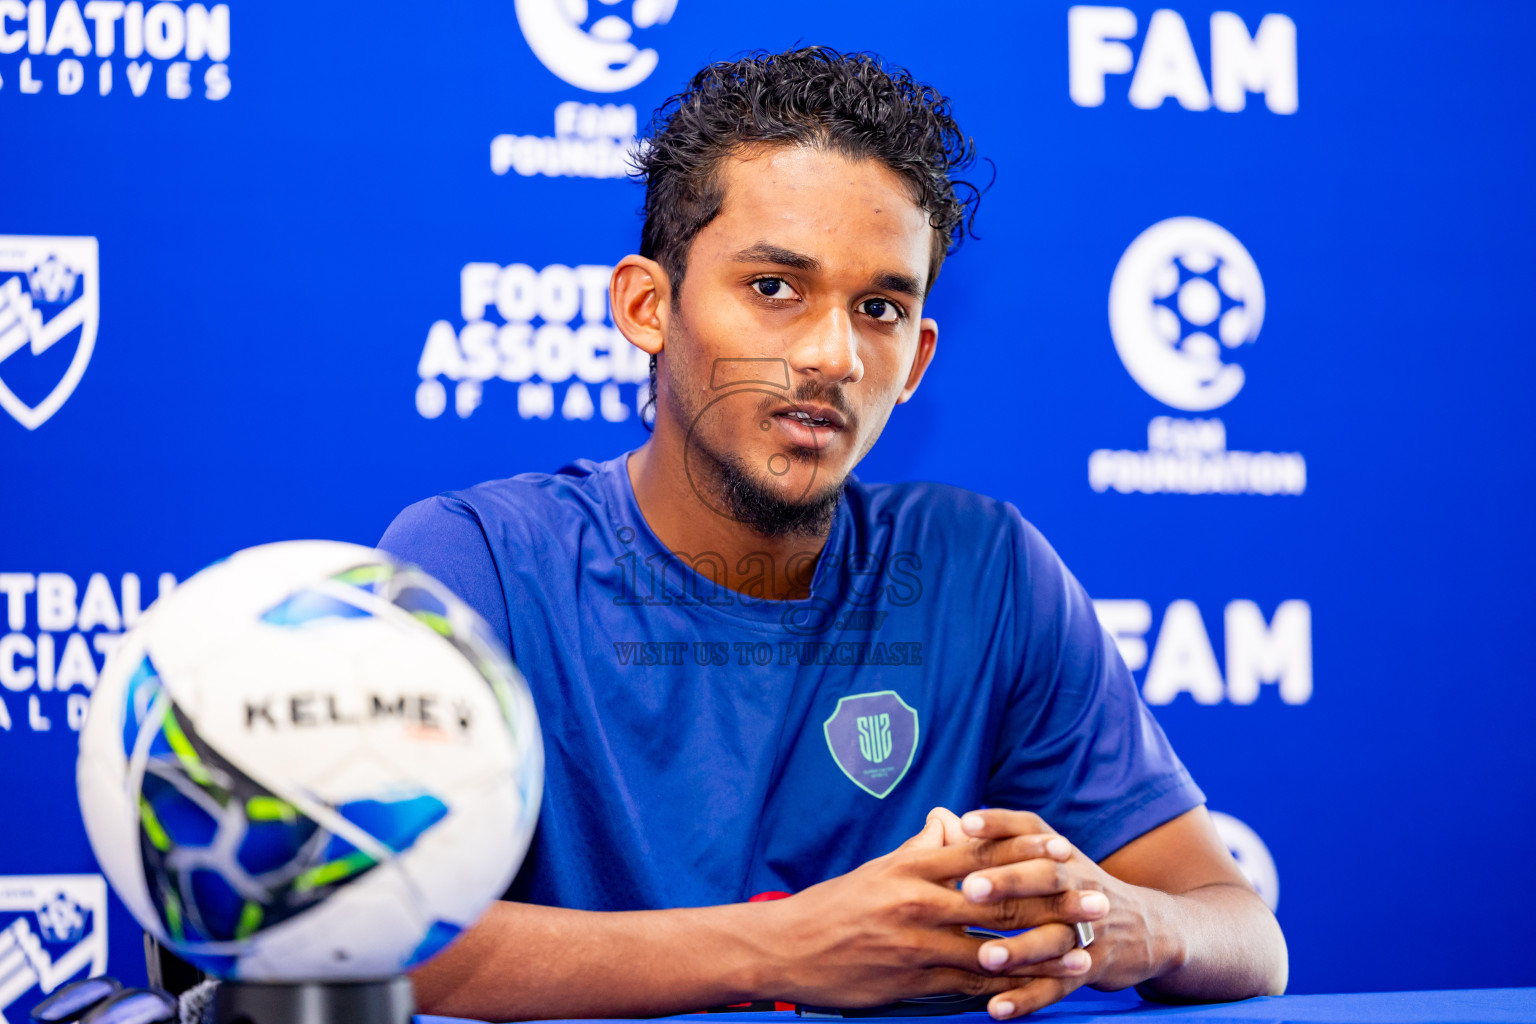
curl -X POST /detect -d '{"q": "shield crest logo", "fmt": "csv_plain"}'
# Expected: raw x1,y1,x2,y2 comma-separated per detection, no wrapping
0,236,99,430
823,691,919,799
0,874,109,1023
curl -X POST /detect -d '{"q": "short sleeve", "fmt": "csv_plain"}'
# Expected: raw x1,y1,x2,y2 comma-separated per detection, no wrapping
378,495,514,655
982,508,1205,862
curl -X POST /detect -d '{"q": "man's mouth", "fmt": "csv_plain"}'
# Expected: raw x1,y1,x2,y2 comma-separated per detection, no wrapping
772,403,846,431
768,403,846,451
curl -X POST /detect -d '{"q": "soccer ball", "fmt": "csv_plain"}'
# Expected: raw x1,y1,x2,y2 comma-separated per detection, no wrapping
76,541,543,981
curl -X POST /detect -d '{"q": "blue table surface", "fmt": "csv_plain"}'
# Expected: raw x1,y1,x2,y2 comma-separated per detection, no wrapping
418,988,1536,1024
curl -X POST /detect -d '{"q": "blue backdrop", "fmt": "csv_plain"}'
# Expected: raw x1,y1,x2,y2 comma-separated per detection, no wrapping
3,2,1534,1019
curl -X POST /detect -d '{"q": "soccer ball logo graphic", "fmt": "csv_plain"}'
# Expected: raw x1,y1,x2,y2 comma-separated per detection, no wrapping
1108,217,1265,412
515,0,679,93
76,541,543,981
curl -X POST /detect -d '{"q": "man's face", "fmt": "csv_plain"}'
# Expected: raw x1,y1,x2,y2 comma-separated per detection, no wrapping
661,144,939,535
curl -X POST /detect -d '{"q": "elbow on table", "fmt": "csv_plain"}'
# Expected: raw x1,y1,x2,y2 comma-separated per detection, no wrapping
1134,913,1289,1004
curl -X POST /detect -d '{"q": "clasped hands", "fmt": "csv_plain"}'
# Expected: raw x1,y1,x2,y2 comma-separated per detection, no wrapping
759,807,1161,1019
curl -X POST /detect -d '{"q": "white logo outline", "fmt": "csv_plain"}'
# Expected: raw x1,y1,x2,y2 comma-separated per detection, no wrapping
0,236,100,431
513,0,678,93
1108,218,1264,412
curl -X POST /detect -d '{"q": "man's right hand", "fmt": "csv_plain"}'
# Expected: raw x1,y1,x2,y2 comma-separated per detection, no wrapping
750,808,1106,1008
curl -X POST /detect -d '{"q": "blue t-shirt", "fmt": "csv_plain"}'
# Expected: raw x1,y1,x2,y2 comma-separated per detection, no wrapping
378,450,1203,911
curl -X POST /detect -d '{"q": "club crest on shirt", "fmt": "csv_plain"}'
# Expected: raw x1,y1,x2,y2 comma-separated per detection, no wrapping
823,690,918,799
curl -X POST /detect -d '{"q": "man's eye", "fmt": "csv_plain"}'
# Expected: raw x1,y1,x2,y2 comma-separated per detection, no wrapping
752,278,797,300
860,298,902,323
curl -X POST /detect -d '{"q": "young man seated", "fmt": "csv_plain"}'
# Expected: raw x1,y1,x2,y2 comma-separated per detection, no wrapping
381,46,1287,1023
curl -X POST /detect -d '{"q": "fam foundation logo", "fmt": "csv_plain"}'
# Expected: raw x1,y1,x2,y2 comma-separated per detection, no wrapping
0,875,108,1023
0,236,97,430
492,100,641,180
415,261,650,423
1109,217,1262,411
494,1,679,178
515,0,677,92
0,2,231,100
1089,217,1305,495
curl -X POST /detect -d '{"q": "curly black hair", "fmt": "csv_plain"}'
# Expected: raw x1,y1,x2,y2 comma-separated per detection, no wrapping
633,46,982,427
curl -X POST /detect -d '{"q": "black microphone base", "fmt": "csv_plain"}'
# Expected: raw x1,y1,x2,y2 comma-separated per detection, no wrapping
212,976,415,1024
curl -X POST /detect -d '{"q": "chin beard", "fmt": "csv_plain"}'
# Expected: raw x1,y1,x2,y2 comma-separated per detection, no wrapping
701,444,843,539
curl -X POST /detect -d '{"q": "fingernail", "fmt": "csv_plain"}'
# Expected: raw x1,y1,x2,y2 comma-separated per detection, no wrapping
962,812,986,834
1046,837,1071,859
991,1000,1016,1019
963,875,993,901
1081,891,1109,916
982,944,1008,968
1063,949,1091,972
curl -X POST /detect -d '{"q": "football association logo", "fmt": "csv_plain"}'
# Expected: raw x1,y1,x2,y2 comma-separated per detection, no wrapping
0,236,99,430
514,0,679,93
0,875,109,1023
823,691,918,799
1108,218,1264,411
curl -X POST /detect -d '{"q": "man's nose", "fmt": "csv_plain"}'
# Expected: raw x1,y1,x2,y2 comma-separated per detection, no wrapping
788,305,863,385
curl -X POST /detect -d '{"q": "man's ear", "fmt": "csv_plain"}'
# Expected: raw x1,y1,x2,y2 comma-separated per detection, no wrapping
610,256,671,357
895,318,939,404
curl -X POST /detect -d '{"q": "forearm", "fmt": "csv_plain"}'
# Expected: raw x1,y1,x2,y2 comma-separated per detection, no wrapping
1133,882,1288,1002
410,899,777,1021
